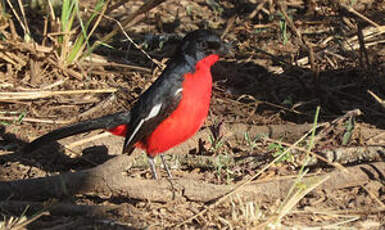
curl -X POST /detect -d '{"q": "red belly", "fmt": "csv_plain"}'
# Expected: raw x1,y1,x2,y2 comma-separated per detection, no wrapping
140,68,212,157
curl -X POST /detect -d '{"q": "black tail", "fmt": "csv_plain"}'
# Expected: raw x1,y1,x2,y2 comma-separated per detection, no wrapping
23,111,131,153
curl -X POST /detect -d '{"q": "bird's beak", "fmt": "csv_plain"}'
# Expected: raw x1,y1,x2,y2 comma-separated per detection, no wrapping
218,41,233,56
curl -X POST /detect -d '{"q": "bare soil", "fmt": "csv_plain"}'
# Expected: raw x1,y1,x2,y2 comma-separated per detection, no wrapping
1,0,385,229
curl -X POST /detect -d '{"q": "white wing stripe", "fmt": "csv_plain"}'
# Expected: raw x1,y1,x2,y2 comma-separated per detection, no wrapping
126,119,144,146
174,88,183,96
145,103,162,121
125,103,162,147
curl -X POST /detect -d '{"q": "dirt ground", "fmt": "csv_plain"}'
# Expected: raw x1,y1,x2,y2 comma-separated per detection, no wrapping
1,0,385,229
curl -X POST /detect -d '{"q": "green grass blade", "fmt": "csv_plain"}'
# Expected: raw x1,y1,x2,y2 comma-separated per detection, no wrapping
66,0,105,63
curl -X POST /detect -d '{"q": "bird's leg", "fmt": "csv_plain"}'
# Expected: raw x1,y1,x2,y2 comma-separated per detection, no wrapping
147,156,158,180
160,154,173,178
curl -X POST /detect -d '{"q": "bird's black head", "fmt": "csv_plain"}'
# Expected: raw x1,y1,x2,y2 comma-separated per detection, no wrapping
176,29,228,62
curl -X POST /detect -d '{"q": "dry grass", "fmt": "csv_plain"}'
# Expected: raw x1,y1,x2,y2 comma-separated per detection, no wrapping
1,0,385,229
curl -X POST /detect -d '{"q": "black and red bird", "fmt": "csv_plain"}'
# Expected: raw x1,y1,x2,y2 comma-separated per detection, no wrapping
24,29,228,179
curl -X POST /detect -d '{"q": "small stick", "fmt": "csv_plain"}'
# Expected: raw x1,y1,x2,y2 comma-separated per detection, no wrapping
341,4,380,28
277,2,305,47
357,23,370,69
82,59,152,73
77,94,117,119
0,89,117,100
0,99,31,105
0,116,72,124
367,90,385,109
64,132,111,149
221,16,236,40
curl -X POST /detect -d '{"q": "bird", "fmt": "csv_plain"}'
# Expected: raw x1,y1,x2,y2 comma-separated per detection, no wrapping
23,29,228,179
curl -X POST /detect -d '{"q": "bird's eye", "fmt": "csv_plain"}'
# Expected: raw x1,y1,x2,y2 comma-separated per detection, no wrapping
198,40,208,50
207,41,221,50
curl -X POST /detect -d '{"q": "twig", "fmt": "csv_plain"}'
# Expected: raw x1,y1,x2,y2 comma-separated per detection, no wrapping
0,116,72,124
277,2,305,47
41,79,67,90
340,4,380,28
221,16,236,40
64,132,111,149
0,99,31,105
293,207,385,215
0,89,117,100
248,0,268,19
83,56,152,73
77,94,117,119
357,23,370,69
16,0,31,36
368,90,385,108
5,0,28,37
